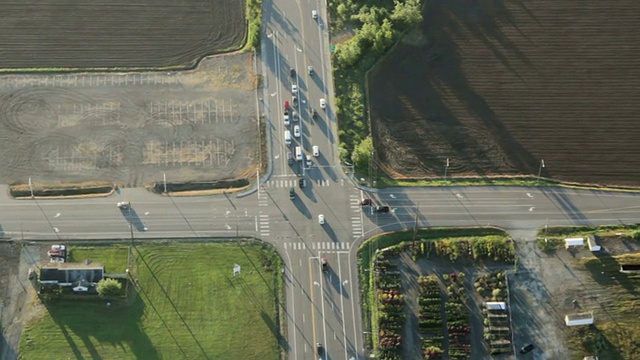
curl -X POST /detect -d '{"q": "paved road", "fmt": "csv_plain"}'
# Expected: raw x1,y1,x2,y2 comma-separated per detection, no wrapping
2,183,640,360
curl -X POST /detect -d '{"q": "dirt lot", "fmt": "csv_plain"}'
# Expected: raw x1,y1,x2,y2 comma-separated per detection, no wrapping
510,235,640,359
369,1,640,187
0,0,245,69
0,53,258,187
0,243,41,360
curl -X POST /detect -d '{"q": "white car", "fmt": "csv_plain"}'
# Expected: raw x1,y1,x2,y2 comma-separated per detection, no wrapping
312,10,318,19
308,66,314,75
294,125,301,138
312,145,319,157
292,111,299,122
320,98,326,109
284,112,290,126
117,201,130,209
292,84,298,94
318,214,325,224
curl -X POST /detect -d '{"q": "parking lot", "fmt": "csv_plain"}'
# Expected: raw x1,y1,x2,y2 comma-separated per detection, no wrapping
0,53,258,187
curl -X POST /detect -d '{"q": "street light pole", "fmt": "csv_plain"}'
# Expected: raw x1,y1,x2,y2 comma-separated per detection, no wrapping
537,159,545,184
28,177,34,198
444,158,450,181
163,173,167,193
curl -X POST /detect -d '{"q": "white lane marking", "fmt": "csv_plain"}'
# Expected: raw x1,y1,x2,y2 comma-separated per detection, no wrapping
529,207,535,212
145,212,150,215
52,227,59,233
54,213,61,218
389,194,396,199
526,193,533,198
339,252,348,360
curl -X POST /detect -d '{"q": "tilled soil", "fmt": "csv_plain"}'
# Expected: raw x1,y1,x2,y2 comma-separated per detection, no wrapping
0,53,258,187
369,0,640,187
0,0,245,69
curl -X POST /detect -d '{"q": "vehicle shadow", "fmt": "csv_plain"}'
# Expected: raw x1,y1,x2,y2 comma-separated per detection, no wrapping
120,207,147,232
292,195,312,219
321,222,338,242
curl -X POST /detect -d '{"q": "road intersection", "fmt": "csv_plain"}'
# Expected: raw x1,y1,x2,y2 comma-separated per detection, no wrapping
2,1,640,359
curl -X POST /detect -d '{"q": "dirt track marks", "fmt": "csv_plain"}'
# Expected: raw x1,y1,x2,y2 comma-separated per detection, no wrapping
0,54,257,187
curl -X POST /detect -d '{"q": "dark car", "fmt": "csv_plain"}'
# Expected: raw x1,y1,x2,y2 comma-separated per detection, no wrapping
292,96,298,108
321,258,328,272
299,178,306,188
290,67,296,77
361,198,372,206
288,152,294,165
289,187,295,200
520,343,534,354
375,205,390,213
311,108,318,120
316,342,323,354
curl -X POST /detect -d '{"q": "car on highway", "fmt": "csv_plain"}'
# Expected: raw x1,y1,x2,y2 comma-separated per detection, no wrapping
292,111,299,121
290,67,296,77
312,10,318,19
292,96,298,108
361,198,372,206
289,187,295,200
321,258,328,272
291,84,298,94
284,111,290,125
284,130,291,145
520,343,534,354
305,154,312,167
320,98,326,109
311,108,318,120
284,100,290,110
293,125,301,138
117,201,130,209
312,145,319,157
308,66,314,75
318,214,325,225
299,178,306,188
288,152,294,165
375,205,390,213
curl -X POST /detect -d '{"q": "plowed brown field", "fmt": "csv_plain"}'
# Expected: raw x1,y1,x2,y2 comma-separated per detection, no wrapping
369,1,640,186
0,0,245,69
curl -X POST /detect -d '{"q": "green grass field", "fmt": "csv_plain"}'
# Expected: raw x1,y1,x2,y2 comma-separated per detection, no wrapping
20,242,282,360
67,246,129,273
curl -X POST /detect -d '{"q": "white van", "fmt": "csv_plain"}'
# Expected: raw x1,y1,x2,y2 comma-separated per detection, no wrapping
284,130,291,145
295,146,303,161
306,155,312,167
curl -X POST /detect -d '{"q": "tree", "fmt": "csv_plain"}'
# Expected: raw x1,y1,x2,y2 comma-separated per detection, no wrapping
390,0,423,30
97,278,123,297
351,136,374,170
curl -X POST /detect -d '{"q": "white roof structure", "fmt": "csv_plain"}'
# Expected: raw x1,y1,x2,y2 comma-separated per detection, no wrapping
565,238,584,247
485,302,507,311
565,312,594,326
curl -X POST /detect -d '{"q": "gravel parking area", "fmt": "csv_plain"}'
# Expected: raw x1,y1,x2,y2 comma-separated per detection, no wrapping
0,53,258,187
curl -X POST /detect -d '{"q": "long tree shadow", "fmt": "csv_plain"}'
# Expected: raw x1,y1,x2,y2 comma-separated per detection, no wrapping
133,246,210,359
368,0,540,178
42,287,160,359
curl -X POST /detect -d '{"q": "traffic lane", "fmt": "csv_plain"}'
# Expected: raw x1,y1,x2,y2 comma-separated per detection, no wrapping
319,251,361,360
286,250,320,360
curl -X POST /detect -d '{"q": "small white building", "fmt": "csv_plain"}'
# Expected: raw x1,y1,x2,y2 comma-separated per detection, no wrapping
565,237,584,249
587,235,601,252
485,302,507,311
565,312,594,326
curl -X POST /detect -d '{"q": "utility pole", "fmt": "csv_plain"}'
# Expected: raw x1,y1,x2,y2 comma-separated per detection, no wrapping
163,173,167,193
444,158,450,181
129,223,134,246
537,159,545,184
412,210,419,247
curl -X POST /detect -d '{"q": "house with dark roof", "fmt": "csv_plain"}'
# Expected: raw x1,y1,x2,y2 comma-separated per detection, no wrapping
40,261,104,287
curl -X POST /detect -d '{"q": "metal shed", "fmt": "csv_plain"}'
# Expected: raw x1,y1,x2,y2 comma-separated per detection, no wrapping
565,312,594,326
564,238,584,248
587,235,601,252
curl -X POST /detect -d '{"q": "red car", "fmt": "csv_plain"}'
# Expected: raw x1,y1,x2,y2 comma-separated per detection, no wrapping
284,100,290,110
